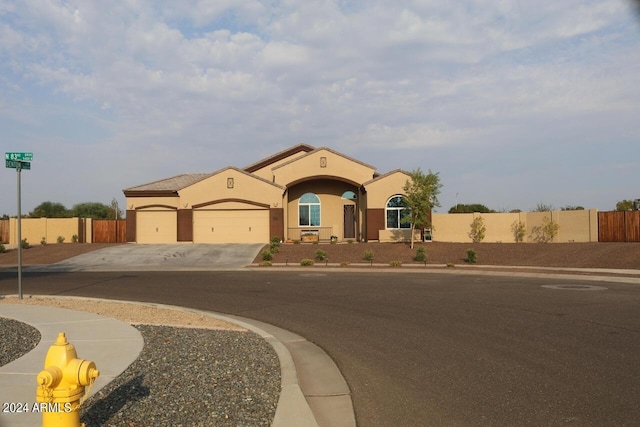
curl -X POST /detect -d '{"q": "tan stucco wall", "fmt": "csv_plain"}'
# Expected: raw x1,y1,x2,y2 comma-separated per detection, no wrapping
250,150,310,181
364,171,411,208
273,149,376,188
9,218,81,245
179,168,283,208
126,196,180,210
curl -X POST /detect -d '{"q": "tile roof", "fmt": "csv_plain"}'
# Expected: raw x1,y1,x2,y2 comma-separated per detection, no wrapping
124,173,213,193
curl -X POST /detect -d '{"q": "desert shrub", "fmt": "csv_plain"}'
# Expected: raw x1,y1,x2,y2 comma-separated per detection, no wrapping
259,261,272,267
315,249,327,261
71,234,79,243
0,244,6,253
389,260,402,267
40,237,47,246
293,239,301,245
465,249,477,264
468,217,486,243
414,247,427,262
22,239,31,249
447,263,455,268
57,236,65,244
511,221,526,243
530,216,559,243
347,239,354,244
300,258,314,266
261,250,273,261
363,249,374,261
269,236,280,253
340,261,350,268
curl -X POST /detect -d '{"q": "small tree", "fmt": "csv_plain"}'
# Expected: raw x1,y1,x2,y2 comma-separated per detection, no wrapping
468,217,486,243
530,216,559,243
402,169,442,248
511,220,526,243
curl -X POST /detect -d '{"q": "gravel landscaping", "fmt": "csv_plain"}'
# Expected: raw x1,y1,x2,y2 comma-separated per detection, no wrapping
255,241,640,269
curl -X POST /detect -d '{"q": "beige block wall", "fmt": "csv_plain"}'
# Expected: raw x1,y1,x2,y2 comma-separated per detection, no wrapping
273,149,376,188
10,218,82,245
431,209,598,243
179,169,283,208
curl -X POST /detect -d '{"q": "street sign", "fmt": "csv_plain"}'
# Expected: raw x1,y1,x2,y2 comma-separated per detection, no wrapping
5,152,33,161
5,160,31,170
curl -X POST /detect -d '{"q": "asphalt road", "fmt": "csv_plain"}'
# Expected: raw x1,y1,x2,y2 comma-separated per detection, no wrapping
2,270,639,426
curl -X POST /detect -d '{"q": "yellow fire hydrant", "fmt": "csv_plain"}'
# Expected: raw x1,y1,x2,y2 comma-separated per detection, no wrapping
35,332,100,427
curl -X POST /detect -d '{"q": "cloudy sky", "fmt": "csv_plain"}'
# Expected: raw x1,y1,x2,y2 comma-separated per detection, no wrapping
1,0,639,216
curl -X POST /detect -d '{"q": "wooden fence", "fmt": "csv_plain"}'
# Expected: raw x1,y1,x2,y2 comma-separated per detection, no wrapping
598,211,640,242
92,220,127,243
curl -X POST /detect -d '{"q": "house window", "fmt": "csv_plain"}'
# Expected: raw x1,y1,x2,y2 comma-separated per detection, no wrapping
386,195,410,229
299,193,321,226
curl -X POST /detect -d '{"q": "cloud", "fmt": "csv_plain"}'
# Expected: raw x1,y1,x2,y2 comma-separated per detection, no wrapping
0,0,639,213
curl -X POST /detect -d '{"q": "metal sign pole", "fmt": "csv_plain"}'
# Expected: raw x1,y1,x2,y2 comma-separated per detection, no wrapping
17,166,23,300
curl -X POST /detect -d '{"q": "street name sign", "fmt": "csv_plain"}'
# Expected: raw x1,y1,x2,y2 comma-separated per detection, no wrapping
5,160,31,170
5,152,33,161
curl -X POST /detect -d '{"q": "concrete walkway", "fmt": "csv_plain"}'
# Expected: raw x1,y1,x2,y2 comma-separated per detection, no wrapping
0,299,355,427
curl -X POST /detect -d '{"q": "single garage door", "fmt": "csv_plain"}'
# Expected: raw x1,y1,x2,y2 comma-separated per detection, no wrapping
136,210,177,243
193,210,269,243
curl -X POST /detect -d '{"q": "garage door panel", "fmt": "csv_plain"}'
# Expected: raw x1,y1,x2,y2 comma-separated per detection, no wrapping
193,210,269,243
137,211,177,243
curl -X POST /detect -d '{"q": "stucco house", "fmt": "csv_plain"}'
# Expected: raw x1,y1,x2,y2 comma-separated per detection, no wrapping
123,144,421,244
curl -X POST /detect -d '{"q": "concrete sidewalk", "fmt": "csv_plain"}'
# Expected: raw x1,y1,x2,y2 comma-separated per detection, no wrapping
0,299,355,427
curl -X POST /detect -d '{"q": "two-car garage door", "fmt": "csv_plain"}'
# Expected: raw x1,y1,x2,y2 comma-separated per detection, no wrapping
193,210,269,243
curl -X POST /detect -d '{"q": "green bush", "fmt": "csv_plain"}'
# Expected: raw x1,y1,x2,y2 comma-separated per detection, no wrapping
259,261,272,267
22,239,31,249
270,236,280,253
261,250,273,261
389,260,402,267
315,249,327,261
300,258,314,266
40,237,47,246
71,234,79,243
363,250,374,261
511,221,526,243
293,239,301,245
468,217,486,243
447,263,455,268
57,236,65,244
414,247,427,262
465,249,477,264
0,244,6,253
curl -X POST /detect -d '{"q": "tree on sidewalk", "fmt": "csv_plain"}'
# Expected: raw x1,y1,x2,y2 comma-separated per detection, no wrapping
402,168,442,249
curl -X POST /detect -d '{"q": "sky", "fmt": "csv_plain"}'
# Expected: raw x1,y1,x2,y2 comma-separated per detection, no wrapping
1,0,639,216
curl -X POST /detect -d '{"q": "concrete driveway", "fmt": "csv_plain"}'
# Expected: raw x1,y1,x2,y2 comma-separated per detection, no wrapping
29,244,264,272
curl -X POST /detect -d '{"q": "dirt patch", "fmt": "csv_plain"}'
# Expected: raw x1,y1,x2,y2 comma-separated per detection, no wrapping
255,241,640,270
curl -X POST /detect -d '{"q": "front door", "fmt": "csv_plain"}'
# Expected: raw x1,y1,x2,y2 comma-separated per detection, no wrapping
344,205,356,239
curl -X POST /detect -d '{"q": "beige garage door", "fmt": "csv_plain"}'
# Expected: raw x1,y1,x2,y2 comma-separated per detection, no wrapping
136,210,177,243
193,210,269,243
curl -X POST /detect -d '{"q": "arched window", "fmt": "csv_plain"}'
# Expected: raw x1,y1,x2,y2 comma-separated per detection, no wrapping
299,193,321,226
386,195,410,229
